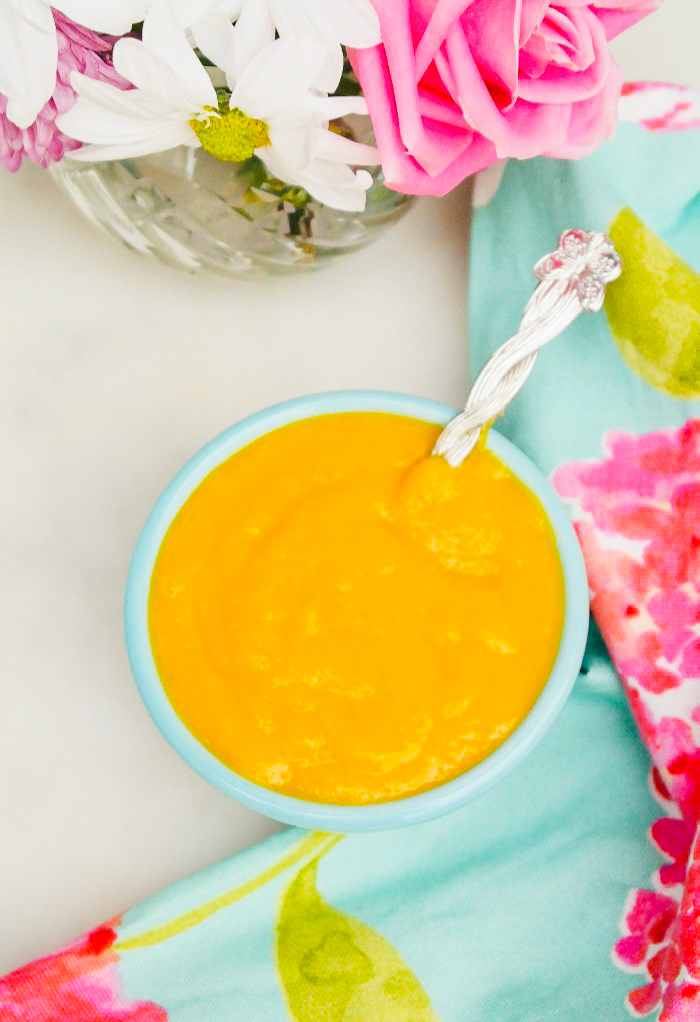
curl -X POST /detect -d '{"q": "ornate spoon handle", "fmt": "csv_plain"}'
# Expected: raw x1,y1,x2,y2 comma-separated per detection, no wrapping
432,229,622,467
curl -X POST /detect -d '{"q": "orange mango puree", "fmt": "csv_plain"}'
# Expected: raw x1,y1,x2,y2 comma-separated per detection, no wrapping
149,413,565,804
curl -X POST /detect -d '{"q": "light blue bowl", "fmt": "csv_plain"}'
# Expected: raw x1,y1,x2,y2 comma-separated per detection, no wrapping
125,390,589,831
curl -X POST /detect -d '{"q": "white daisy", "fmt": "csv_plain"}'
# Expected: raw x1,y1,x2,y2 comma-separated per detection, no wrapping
0,0,225,129
57,0,378,211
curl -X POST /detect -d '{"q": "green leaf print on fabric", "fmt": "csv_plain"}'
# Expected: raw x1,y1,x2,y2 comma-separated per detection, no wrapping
604,208,700,398
276,857,441,1022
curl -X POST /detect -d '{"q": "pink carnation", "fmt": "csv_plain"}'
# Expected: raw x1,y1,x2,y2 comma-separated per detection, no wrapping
0,12,127,172
349,0,658,196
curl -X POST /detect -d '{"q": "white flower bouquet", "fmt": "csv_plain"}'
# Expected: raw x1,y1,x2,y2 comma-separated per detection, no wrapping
1,0,656,212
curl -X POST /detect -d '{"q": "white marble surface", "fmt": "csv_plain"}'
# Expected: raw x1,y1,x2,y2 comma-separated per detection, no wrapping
1,3,697,976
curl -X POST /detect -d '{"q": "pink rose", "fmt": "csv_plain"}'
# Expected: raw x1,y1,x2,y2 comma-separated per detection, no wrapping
349,0,658,195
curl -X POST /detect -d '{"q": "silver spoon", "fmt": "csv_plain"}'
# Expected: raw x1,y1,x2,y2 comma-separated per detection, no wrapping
433,228,622,467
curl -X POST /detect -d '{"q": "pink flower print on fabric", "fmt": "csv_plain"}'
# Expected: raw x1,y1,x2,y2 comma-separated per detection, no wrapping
0,12,126,172
650,767,696,893
0,919,167,1020
619,83,700,133
552,420,700,792
614,768,700,1017
553,421,700,1019
653,832,700,1021
652,813,695,890
615,887,678,973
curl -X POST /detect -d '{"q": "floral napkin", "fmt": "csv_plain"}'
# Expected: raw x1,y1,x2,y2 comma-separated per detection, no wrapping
1,83,698,1022
470,81,700,1018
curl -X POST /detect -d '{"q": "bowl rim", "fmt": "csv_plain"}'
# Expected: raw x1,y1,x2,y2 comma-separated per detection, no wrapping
124,389,589,831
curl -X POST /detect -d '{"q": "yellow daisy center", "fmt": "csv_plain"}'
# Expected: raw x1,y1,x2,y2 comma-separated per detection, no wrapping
191,106,270,163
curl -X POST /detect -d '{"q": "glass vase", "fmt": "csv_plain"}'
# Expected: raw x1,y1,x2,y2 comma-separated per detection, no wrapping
49,135,413,279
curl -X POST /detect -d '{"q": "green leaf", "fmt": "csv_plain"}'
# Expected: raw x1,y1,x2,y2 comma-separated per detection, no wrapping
604,208,700,398
276,857,442,1022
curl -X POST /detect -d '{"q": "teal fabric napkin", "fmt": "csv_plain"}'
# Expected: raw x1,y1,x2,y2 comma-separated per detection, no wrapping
469,81,700,1020
0,687,659,1021
1,83,698,1022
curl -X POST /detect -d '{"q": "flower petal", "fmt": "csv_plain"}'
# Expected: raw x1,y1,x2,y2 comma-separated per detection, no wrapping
297,158,373,210
114,36,215,113
64,72,177,126
172,0,222,27
0,0,57,128
312,127,378,166
191,7,241,78
267,0,380,48
140,0,217,108
231,0,275,75
264,0,379,90
267,123,311,171
51,0,149,35
311,94,369,120
66,123,196,161
230,37,325,121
